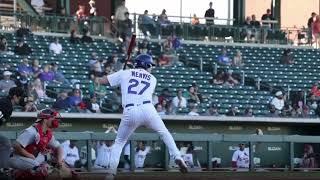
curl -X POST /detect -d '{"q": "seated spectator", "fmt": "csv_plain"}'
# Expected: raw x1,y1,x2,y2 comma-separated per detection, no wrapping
280,49,294,64
165,103,175,115
188,104,199,116
0,71,16,94
224,70,239,87
155,103,166,115
310,81,320,100
0,37,8,53
39,64,55,82
81,30,93,43
217,48,231,65
184,86,201,104
16,25,32,38
31,59,42,78
172,89,187,109
270,91,285,111
107,55,123,72
243,107,254,117
88,53,104,77
23,96,37,112
66,89,82,108
138,10,156,37
162,36,173,54
301,144,317,168
17,58,33,79
232,50,244,67
158,88,172,104
51,63,71,85
53,91,71,111
268,105,280,117
102,65,114,77
70,29,81,44
191,83,205,102
14,40,32,55
30,78,48,99
138,39,152,55
211,70,225,85
226,106,240,116
191,14,200,25
204,103,220,116
62,140,80,168
172,36,182,50
89,76,107,100
86,94,101,113
49,38,63,54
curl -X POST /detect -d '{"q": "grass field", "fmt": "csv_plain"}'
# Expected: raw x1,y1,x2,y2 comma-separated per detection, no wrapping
76,172,320,180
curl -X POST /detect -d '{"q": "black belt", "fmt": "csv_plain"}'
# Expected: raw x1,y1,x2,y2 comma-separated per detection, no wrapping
125,101,151,108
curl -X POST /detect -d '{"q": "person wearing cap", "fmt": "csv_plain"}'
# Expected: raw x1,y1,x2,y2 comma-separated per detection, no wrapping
270,91,285,111
231,143,250,170
0,71,16,95
0,87,26,172
9,108,65,179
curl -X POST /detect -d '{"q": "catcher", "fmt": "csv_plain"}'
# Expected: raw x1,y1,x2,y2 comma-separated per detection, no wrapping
9,108,77,180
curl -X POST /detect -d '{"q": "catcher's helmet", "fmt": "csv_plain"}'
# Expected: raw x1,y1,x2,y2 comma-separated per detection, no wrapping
36,108,61,122
134,54,155,69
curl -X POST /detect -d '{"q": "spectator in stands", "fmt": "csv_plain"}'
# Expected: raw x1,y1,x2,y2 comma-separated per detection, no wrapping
162,36,173,54
211,70,225,85
225,70,239,87
172,89,187,109
204,2,215,25
270,91,285,111
138,10,156,38
0,37,8,53
86,94,101,113
158,9,170,25
313,15,320,48
107,87,122,112
165,103,175,115
66,89,82,108
191,83,205,102
39,64,55,82
88,53,105,77
191,14,200,25
89,0,97,16
204,103,220,116
89,76,107,100
14,39,32,55
310,81,320,100
232,50,244,67
268,105,279,117
301,144,317,168
51,63,71,85
62,140,80,168
17,58,33,80
16,25,32,38
188,103,199,116
102,65,114,77
155,103,166,115
242,16,253,42
107,55,123,72
30,78,48,99
81,30,93,43
70,29,81,44
115,0,129,39
120,12,133,42
158,88,172,104
226,106,240,116
243,107,254,117
0,71,16,95
53,91,70,111
138,39,152,55
217,48,231,65
23,96,37,112
280,49,294,64
76,5,86,21
250,14,261,42
261,9,274,28
307,12,317,44
172,35,182,50
49,38,63,54
231,143,249,169
31,59,42,78
184,86,201,104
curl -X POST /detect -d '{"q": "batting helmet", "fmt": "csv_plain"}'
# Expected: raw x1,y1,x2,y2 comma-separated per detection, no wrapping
134,54,155,69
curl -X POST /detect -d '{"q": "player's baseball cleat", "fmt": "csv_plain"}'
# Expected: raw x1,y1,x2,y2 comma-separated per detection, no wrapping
175,158,188,173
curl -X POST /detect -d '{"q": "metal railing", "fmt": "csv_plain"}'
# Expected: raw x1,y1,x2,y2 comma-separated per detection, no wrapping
2,131,320,172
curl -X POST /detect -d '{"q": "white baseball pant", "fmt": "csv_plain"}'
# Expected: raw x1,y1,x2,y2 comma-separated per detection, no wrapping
9,154,45,170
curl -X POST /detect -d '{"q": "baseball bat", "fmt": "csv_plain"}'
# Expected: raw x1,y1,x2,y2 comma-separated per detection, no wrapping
123,34,136,70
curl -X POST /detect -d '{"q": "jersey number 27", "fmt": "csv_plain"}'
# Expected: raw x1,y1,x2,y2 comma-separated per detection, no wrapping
128,79,150,95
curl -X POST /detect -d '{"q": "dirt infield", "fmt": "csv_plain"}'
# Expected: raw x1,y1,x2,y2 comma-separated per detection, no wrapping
76,172,320,180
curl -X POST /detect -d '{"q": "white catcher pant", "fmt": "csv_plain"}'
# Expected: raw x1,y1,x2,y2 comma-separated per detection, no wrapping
108,103,181,174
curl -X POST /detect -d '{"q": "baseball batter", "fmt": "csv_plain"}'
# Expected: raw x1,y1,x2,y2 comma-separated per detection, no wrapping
101,54,188,178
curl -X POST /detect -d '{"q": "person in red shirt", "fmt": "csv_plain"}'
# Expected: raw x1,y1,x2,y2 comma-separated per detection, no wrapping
311,81,320,100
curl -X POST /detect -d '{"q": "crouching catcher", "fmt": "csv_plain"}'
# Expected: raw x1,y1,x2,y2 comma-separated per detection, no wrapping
9,108,78,180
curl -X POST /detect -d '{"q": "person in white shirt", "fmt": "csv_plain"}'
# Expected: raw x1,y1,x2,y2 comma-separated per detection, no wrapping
62,140,80,168
94,141,114,169
135,141,151,168
270,91,285,111
232,143,250,169
172,89,187,109
49,38,63,54
188,104,199,116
